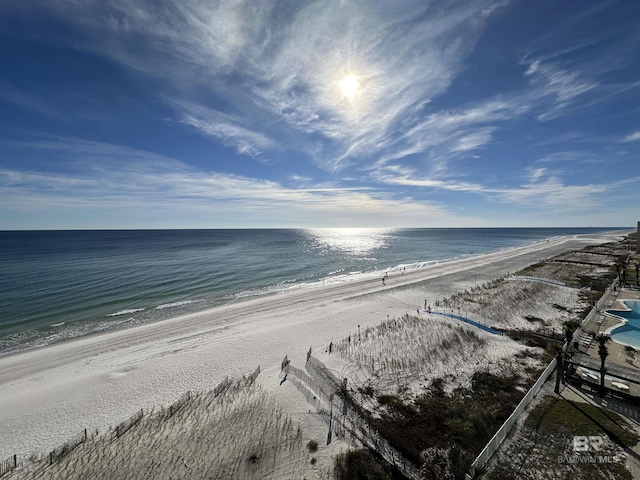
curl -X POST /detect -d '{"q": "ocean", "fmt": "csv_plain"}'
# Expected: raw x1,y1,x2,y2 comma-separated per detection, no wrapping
0,227,615,354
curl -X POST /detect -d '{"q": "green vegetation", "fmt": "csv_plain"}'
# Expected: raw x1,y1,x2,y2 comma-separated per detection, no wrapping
519,261,546,275
334,449,404,480
526,397,638,447
372,371,529,476
307,439,318,453
488,396,637,480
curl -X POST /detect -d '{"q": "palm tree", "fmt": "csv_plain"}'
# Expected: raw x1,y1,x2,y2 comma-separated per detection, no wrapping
563,319,580,347
615,260,628,287
595,333,610,396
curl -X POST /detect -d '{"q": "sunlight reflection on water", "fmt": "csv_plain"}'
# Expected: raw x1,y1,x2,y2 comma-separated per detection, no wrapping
303,228,396,257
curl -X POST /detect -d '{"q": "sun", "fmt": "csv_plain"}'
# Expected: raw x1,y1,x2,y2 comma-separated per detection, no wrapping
338,75,359,100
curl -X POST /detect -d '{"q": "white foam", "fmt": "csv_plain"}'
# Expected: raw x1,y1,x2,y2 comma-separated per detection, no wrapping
155,300,197,310
107,308,145,317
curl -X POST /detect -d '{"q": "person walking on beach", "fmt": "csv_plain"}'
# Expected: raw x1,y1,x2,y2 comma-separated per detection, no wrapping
382,277,385,285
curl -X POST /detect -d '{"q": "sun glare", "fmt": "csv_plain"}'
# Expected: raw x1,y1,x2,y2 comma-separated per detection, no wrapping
338,75,359,99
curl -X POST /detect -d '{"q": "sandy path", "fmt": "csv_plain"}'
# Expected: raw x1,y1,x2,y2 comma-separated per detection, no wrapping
0,232,624,458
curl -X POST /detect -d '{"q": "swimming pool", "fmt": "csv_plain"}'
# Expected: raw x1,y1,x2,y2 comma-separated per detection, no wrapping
606,300,640,348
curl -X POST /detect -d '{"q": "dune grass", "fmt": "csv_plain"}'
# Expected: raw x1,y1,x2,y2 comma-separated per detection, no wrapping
335,314,534,400
13,377,325,480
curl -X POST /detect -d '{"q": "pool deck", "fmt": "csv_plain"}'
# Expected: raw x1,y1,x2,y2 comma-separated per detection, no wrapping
580,287,640,396
562,286,640,479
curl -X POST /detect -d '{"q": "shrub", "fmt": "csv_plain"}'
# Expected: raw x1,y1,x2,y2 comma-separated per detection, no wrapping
334,449,398,480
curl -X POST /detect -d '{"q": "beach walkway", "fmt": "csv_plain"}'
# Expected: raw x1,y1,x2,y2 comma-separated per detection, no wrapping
428,310,502,335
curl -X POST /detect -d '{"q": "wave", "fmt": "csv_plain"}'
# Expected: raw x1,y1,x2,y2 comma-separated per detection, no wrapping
155,300,198,310
107,308,145,317
50,322,66,327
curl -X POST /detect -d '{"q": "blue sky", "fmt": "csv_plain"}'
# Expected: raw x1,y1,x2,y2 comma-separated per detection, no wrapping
0,0,638,229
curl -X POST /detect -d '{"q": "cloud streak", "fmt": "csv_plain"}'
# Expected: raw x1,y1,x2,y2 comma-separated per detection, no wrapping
177,105,278,158
0,135,455,227
623,131,640,142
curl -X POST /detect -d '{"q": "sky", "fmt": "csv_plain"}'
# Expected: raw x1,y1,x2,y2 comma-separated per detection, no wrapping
0,0,639,229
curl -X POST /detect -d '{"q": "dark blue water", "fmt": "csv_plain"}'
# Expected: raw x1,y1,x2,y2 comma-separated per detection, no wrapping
0,228,614,354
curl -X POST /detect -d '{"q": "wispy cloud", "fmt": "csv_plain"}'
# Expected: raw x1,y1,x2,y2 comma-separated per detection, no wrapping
0,82,64,120
526,167,547,182
535,151,588,163
176,104,278,158
623,131,640,142
10,0,512,171
370,98,523,177
371,160,638,216
2,0,638,228
523,59,597,121
0,134,456,227
494,176,640,217
496,177,606,211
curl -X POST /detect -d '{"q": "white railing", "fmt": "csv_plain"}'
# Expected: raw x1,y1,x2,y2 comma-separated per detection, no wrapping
574,278,618,341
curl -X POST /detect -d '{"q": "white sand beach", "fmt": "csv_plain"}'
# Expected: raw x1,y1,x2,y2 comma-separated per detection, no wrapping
0,232,627,460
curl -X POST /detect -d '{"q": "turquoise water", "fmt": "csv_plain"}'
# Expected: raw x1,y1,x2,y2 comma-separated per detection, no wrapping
608,301,640,347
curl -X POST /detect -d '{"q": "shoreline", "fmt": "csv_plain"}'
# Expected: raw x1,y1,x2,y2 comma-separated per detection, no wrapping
1,229,625,357
0,231,587,361
0,231,628,458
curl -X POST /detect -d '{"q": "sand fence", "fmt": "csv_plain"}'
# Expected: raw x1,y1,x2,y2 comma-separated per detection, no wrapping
283,352,421,480
5,366,276,480
0,455,17,477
